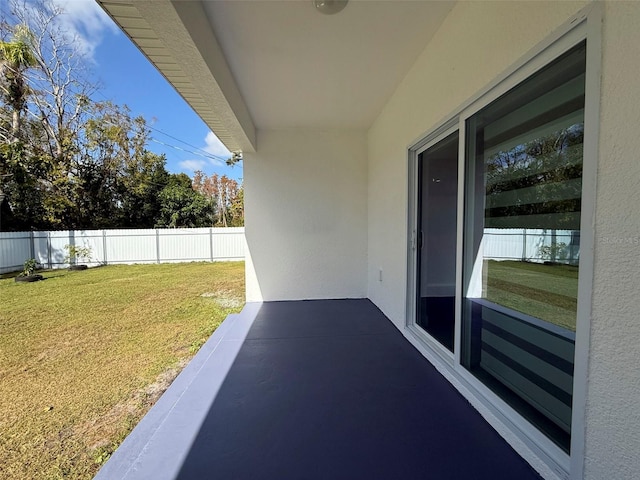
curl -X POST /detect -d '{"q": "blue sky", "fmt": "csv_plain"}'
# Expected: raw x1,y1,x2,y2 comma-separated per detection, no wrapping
43,0,241,182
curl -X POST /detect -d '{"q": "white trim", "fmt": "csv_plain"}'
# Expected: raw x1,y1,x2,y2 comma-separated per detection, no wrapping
569,3,602,478
454,116,466,367
406,149,419,328
405,4,600,480
406,121,459,362
406,119,459,335
407,324,455,366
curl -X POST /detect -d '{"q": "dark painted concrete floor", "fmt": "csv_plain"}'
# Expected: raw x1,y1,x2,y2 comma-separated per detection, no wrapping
174,299,541,480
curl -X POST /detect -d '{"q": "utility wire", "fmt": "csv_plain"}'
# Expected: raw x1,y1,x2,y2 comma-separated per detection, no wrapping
148,125,230,163
7,82,234,167
91,90,232,164
148,137,226,163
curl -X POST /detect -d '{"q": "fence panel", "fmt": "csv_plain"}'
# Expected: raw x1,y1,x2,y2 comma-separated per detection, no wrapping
106,229,158,264
483,228,579,264
0,231,32,273
211,227,245,260
159,228,212,263
0,227,245,273
2,226,579,274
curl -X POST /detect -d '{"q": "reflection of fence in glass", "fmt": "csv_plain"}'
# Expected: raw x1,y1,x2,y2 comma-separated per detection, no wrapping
483,228,579,265
0,227,245,274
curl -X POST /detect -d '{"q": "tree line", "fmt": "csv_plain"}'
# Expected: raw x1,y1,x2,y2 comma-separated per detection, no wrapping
0,0,243,231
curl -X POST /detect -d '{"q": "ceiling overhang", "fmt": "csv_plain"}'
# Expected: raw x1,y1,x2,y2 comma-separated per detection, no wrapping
97,1,456,153
98,0,256,153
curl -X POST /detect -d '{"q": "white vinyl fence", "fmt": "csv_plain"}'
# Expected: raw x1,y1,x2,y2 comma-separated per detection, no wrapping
0,227,578,275
483,228,580,264
0,227,245,274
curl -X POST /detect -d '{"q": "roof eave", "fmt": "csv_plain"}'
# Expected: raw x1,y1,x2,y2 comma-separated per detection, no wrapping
97,0,257,153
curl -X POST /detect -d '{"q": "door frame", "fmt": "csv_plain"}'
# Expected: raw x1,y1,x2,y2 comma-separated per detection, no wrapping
406,119,459,365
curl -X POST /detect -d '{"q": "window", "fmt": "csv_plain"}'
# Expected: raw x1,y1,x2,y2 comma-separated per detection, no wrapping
461,42,586,452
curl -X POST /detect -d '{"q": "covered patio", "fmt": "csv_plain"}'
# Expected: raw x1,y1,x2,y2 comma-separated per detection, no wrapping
96,299,540,479
95,1,640,479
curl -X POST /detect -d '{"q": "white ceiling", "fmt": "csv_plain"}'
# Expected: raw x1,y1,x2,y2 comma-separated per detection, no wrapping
98,0,455,150
202,0,455,129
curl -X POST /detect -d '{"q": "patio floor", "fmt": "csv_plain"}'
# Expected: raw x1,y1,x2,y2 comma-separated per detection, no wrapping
95,299,541,480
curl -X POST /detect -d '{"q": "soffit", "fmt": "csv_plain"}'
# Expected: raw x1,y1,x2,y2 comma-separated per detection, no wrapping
98,0,455,148
98,0,257,153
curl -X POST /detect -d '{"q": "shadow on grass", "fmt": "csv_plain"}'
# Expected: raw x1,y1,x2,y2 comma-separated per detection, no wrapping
1,269,68,281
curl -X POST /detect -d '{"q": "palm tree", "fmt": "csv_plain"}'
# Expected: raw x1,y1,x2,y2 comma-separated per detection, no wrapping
0,24,38,142
0,24,38,229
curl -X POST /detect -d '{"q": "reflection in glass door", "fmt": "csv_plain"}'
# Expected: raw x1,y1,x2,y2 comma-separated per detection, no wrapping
461,42,586,452
416,131,458,352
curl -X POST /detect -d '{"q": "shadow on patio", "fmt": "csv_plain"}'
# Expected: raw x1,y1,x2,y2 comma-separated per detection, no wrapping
96,299,541,480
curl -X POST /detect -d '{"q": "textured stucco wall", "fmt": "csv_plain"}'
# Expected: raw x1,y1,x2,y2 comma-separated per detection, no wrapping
244,129,367,301
584,3,640,479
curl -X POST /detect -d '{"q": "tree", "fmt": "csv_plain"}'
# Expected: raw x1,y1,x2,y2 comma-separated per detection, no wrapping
0,23,37,142
77,101,170,228
157,173,214,228
0,23,38,226
0,0,100,229
118,150,170,228
227,185,244,227
5,0,97,163
0,0,230,231
485,124,584,230
192,171,244,227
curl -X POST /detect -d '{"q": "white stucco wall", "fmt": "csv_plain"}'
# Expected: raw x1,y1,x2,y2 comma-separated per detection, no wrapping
367,1,640,479
244,129,367,301
585,3,640,479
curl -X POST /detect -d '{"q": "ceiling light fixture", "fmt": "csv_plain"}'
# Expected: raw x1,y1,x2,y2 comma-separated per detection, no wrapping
313,0,348,15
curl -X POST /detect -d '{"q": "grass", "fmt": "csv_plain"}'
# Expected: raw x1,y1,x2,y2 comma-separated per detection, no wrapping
485,260,578,331
0,262,244,480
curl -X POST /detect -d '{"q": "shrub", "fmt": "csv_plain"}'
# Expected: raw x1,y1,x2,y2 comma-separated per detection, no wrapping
64,244,93,265
22,258,37,276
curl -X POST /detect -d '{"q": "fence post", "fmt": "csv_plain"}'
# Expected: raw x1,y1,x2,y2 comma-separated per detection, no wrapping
47,231,52,269
29,231,35,261
103,230,108,266
156,229,160,264
210,228,214,262
522,228,527,261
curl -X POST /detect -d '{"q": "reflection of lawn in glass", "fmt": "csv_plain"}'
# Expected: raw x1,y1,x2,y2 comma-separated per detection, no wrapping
485,260,578,331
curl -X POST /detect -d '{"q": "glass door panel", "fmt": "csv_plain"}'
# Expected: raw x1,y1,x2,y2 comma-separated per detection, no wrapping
462,42,586,453
416,131,459,352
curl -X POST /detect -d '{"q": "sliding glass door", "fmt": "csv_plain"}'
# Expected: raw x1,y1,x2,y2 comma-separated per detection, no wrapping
410,39,589,456
416,131,458,353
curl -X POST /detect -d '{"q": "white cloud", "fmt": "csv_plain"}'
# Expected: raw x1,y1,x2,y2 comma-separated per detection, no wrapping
38,0,118,61
203,131,230,166
179,159,208,172
179,133,232,174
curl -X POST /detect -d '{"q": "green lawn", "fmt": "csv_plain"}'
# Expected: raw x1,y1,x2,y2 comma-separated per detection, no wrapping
0,262,244,480
485,260,578,331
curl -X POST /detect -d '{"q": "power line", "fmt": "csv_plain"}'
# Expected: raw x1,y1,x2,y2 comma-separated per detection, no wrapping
9,84,234,167
91,90,232,163
148,137,225,163
148,125,230,163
